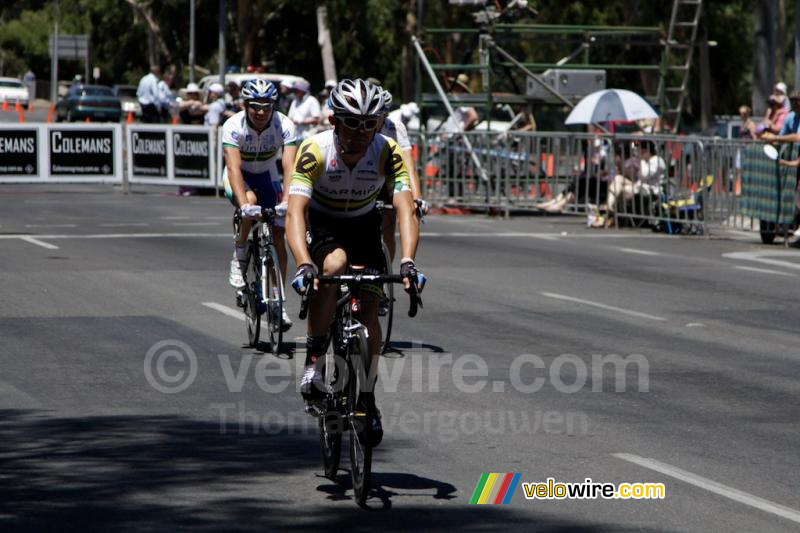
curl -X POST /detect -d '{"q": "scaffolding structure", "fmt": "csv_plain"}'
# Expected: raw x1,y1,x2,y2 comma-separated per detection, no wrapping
415,0,703,133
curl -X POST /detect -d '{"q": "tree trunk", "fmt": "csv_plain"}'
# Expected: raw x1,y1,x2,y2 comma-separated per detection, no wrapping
317,6,337,82
753,0,777,115
238,0,254,69
401,1,417,102
124,0,174,67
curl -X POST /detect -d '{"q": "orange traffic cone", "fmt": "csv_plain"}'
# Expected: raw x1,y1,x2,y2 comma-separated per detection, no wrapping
85,116,91,123
171,115,179,125
47,104,54,123
14,101,21,112
28,101,33,112
126,111,133,124
18,110,25,123
2,99,8,111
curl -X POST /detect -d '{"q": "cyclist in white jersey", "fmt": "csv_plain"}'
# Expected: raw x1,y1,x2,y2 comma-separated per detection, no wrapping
377,88,428,261
287,79,426,443
222,79,296,329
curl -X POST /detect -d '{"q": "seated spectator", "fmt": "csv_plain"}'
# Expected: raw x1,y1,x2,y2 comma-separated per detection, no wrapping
756,95,788,137
540,130,615,213
592,140,665,228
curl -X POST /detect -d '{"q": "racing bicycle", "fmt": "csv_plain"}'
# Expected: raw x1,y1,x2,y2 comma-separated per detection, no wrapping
299,268,421,506
234,206,286,355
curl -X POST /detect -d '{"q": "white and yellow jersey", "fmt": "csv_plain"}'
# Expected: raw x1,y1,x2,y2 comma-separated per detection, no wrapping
289,129,411,218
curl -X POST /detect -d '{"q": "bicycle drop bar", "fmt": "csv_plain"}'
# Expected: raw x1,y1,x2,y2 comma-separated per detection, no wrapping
298,273,420,320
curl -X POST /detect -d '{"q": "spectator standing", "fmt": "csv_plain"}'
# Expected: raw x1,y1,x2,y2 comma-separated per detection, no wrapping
204,83,227,129
179,82,205,124
775,82,790,113
758,95,788,136
739,105,756,139
318,79,337,127
777,90,800,136
287,78,321,140
157,69,175,123
277,79,294,114
225,81,243,114
23,68,36,101
137,65,161,123
441,74,478,203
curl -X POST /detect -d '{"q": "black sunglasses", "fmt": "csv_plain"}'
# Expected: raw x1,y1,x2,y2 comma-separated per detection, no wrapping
247,101,274,111
337,114,379,130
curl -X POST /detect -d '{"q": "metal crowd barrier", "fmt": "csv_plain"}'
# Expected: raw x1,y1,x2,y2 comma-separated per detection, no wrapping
411,129,778,235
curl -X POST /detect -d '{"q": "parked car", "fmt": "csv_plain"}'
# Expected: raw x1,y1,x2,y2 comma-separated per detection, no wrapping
55,84,122,122
112,84,141,118
0,77,30,107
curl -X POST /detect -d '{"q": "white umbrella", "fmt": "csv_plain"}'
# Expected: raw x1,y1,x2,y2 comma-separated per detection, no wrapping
565,89,658,125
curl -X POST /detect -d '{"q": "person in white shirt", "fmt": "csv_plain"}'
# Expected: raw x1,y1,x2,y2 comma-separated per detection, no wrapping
287,79,321,140
204,83,228,129
137,65,161,123
157,70,175,123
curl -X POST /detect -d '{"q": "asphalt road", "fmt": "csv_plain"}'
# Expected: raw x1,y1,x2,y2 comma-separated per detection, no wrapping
1,185,798,531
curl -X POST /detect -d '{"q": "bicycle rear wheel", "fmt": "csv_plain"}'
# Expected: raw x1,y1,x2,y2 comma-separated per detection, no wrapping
244,241,261,347
264,243,284,355
347,327,372,505
378,242,394,355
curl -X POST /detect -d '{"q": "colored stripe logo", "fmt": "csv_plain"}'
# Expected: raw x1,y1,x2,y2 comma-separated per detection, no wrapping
470,473,521,504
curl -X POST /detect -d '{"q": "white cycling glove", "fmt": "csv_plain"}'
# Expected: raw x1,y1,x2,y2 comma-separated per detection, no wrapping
240,204,261,218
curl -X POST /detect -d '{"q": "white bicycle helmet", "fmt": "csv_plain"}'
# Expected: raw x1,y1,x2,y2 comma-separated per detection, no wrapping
329,78,384,116
241,78,278,101
381,89,393,113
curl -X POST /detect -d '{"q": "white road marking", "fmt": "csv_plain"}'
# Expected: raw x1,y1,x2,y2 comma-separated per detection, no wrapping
541,292,667,321
612,453,800,524
733,265,795,277
20,236,59,250
24,223,76,228
419,232,667,239
0,233,229,240
202,302,245,321
160,216,190,220
724,250,800,271
172,222,222,227
618,247,661,256
99,223,150,227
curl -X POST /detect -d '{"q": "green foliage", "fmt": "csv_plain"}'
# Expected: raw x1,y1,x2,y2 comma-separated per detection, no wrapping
0,0,788,124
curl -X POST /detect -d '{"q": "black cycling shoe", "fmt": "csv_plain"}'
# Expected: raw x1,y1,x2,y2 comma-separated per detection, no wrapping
300,364,325,414
359,396,383,447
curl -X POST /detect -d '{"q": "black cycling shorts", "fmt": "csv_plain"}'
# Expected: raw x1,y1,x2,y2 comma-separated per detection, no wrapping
308,209,386,277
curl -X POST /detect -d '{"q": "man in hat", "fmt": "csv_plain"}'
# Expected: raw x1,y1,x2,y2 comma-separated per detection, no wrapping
179,82,205,124
288,78,321,140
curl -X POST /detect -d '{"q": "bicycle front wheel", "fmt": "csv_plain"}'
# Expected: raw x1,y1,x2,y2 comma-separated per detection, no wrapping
347,327,372,506
378,242,394,355
244,241,261,347
264,243,284,355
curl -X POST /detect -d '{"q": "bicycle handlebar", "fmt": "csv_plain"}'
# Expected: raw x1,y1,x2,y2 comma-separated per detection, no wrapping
298,273,421,320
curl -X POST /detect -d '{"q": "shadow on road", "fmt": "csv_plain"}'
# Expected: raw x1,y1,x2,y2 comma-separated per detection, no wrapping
0,409,621,531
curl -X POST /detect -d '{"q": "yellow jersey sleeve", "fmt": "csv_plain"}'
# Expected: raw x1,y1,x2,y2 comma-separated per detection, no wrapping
380,138,411,194
289,138,323,197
